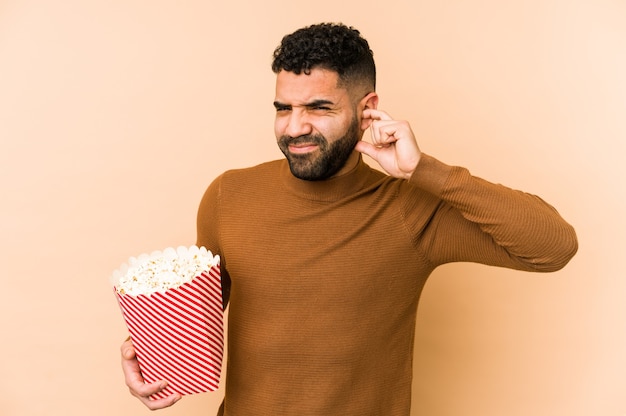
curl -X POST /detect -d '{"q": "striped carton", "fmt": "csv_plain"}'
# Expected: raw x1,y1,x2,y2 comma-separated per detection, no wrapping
114,254,223,399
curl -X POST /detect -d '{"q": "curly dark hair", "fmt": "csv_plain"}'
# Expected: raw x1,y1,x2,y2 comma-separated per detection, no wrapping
271,23,376,91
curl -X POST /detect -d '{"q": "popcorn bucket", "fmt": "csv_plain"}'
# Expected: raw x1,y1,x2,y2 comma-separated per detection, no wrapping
112,246,224,399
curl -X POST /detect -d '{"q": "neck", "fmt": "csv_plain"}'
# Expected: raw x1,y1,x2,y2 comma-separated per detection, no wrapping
280,153,371,202
330,150,361,179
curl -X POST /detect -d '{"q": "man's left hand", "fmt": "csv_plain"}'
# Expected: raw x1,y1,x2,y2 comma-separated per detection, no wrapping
355,109,421,180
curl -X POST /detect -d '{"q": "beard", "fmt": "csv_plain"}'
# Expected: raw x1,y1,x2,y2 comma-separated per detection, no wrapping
277,117,361,181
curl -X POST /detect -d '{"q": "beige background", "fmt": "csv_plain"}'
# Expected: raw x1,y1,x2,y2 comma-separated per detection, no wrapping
1,0,624,415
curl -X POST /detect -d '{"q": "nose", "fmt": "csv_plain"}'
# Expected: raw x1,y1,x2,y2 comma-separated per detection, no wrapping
284,109,313,138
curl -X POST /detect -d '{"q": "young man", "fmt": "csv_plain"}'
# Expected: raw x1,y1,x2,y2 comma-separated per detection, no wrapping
120,23,577,415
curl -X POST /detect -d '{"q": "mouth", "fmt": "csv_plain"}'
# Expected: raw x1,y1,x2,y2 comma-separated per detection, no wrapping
288,143,319,154
280,134,325,156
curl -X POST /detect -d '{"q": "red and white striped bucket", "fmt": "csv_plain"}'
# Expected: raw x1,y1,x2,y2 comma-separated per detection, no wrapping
115,264,223,399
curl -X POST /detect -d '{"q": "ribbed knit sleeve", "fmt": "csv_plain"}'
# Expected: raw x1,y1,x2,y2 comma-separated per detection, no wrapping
196,173,222,252
407,154,578,271
196,173,231,308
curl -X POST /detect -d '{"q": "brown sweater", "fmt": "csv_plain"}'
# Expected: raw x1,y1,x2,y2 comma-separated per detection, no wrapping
196,154,577,416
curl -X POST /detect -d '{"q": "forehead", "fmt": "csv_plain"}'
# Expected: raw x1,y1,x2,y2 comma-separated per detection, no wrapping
274,68,350,104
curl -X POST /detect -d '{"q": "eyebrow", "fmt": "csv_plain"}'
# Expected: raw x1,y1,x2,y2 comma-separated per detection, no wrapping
273,99,335,110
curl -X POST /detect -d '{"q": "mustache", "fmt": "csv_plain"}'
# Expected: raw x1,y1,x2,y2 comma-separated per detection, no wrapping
279,134,326,147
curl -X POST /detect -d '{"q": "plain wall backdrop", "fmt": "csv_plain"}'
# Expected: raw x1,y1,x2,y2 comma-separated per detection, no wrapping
1,1,624,415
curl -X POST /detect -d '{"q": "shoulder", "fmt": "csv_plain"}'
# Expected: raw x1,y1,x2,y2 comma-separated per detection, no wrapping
204,160,284,203
199,160,283,213
221,160,283,183
206,160,283,189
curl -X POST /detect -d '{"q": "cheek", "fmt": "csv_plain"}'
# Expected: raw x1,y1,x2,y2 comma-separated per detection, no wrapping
274,118,284,138
319,118,348,141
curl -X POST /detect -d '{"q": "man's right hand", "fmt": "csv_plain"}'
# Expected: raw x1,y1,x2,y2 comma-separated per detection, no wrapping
121,338,182,410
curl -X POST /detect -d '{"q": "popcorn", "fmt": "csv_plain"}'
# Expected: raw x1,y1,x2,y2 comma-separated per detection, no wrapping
112,245,219,296
112,245,224,398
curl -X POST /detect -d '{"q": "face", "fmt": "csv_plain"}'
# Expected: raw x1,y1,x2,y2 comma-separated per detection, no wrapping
274,68,363,181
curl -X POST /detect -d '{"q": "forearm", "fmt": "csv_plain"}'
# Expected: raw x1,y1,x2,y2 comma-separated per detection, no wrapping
409,154,578,271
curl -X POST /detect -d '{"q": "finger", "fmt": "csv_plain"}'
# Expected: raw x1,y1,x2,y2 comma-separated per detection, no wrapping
370,121,400,147
131,379,169,399
120,339,150,394
122,358,150,397
354,140,379,159
120,339,139,383
133,381,182,411
121,338,135,360
128,374,182,410
378,124,399,145
363,108,393,121
141,392,182,411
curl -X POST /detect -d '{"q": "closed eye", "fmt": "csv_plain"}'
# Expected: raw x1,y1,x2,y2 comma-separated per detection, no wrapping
305,99,334,112
273,99,335,113
273,102,291,112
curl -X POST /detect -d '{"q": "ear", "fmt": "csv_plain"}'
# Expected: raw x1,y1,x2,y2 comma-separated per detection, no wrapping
359,92,379,130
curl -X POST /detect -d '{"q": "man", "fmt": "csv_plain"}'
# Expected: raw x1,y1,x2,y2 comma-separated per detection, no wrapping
120,23,577,415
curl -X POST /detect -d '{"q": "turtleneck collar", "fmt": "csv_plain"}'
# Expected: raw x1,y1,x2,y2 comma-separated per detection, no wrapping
280,155,375,202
